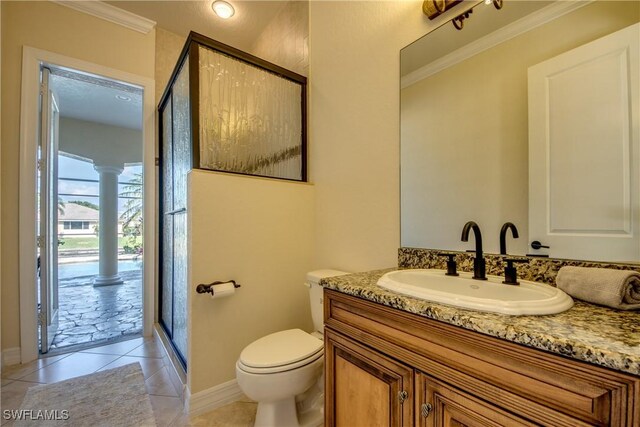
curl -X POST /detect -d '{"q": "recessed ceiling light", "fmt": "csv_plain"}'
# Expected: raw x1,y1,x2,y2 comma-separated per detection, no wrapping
116,95,131,102
212,0,235,19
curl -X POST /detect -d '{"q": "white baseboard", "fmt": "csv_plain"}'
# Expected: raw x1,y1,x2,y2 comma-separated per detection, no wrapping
185,379,244,416
2,347,21,368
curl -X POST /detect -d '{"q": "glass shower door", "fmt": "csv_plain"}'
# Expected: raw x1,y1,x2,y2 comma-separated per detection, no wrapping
160,59,190,367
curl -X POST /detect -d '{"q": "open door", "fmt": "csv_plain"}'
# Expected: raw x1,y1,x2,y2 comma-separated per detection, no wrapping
38,66,60,353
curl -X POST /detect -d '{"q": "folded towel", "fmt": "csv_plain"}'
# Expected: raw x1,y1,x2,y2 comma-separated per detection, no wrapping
556,266,640,310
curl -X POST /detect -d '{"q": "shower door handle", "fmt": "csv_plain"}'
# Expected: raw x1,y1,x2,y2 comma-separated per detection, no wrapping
165,208,186,215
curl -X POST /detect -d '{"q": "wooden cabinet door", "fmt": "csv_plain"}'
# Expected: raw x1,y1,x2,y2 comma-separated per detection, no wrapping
325,330,413,427
416,372,536,427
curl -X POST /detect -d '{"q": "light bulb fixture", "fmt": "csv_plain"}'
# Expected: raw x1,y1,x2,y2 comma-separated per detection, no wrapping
453,0,503,31
422,0,462,20
452,9,473,30
212,1,235,19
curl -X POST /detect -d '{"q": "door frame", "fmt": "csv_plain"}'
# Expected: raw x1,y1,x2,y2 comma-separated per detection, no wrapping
19,46,156,363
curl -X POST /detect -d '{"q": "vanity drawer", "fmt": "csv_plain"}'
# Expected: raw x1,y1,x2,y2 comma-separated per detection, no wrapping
324,289,639,426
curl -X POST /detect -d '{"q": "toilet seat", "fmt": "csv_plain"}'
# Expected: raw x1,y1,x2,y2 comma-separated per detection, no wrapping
239,329,324,374
238,349,323,374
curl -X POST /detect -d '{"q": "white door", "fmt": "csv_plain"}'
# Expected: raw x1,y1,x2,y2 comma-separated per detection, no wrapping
528,23,640,262
38,67,60,353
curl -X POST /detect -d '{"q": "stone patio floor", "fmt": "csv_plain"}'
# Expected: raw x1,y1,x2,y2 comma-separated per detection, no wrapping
50,268,143,349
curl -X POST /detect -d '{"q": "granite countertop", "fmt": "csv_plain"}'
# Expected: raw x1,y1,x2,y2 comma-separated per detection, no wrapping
320,268,640,376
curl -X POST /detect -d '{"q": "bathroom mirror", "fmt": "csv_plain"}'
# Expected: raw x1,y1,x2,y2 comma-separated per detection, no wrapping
400,0,640,262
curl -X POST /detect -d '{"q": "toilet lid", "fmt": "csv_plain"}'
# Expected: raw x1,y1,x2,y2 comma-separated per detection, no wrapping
240,329,323,369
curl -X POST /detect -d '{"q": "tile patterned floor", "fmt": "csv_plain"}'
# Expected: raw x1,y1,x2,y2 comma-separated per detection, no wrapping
0,336,257,426
51,269,143,349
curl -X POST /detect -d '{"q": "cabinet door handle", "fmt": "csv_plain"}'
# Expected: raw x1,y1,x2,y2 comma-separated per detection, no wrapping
421,403,433,418
398,390,408,404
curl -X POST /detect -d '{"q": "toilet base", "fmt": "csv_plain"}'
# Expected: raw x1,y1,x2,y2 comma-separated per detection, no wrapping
253,398,322,427
252,372,324,427
254,398,298,427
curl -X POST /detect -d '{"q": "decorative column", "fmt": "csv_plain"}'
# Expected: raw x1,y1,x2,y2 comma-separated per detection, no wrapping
93,163,124,286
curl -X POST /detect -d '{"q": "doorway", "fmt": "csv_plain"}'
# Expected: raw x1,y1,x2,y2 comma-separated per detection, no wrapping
20,47,156,364
37,65,144,354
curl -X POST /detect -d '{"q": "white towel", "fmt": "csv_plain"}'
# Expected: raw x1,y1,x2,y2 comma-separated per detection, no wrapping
556,266,640,310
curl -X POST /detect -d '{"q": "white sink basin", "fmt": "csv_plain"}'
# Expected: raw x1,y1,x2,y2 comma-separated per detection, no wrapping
377,269,573,315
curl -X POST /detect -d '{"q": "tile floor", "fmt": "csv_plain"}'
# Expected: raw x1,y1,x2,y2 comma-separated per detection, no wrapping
1,335,257,426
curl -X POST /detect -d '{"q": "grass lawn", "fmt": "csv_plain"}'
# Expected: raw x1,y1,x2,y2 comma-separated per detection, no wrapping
59,236,142,250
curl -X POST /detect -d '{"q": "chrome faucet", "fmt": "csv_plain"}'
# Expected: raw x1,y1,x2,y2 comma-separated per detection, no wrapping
461,221,486,280
499,222,519,255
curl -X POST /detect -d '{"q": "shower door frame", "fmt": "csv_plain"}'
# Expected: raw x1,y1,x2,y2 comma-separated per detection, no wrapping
157,32,308,370
158,31,308,182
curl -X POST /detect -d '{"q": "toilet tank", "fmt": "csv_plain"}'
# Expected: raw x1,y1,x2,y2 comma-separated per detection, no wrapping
306,270,348,334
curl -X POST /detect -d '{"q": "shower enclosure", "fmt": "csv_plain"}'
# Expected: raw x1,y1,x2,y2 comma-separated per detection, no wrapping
158,32,307,368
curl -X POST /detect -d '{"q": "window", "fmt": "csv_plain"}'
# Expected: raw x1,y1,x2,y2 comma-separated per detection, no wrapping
63,221,90,230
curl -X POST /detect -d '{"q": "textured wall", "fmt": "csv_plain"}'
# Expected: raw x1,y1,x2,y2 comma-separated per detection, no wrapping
308,1,461,272
1,1,155,353
250,0,308,77
155,27,185,105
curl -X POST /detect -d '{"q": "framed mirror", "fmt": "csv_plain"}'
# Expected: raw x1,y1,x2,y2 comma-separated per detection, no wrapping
400,0,639,262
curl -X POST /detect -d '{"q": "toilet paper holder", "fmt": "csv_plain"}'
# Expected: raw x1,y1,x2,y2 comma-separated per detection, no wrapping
196,280,241,295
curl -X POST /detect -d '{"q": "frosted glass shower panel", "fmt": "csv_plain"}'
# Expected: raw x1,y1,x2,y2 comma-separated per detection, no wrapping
199,46,303,180
161,97,173,334
171,59,190,361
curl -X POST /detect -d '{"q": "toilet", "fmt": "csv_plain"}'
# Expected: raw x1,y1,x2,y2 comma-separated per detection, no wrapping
236,270,348,427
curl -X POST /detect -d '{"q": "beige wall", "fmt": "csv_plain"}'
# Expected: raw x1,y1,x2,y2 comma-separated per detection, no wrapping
1,1,155,353
308,1,461,272
59,117,143,167
188,171,314,393
400,0,639,255
155,27,185,105
251,0,309,77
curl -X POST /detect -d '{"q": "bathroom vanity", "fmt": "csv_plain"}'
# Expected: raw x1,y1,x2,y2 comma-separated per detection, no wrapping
321,269,640,427
354,1,640,424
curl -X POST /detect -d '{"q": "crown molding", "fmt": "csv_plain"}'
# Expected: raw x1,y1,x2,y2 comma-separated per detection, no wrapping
401,0,594,89
51,0,156,34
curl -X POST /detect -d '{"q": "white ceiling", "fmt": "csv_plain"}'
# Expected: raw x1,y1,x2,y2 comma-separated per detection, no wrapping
106,0,290,51
50,73,143,130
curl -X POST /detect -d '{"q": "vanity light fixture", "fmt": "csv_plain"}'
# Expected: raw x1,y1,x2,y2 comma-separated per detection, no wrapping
452,9,473,30
422,0,462,19
453,0,503,30
212,0,235,19
487,0,503,10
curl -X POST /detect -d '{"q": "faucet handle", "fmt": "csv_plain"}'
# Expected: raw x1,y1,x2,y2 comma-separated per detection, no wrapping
501,257,529,285
437,252,459,276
